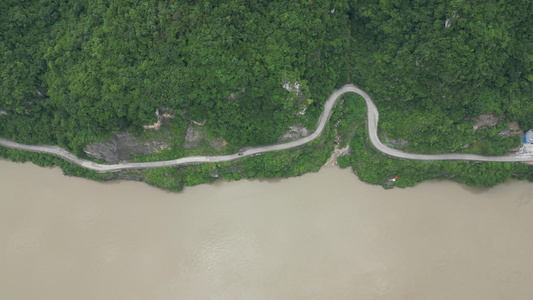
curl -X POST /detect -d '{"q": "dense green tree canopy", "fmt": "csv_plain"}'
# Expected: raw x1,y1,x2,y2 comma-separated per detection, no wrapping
1,0,351,150
1,0,532,188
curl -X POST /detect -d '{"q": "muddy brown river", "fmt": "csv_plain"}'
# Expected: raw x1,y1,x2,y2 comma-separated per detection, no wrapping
1,160,533,299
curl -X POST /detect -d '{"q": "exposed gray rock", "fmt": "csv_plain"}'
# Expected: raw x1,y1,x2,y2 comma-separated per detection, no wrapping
383,132,409,149
387,138,409,148
472,114,504,131
498,129,511,137
338,145,351,157
445,14,459,29
280,125,309,141
84,131,160,163
280,131,300,141
183,125,205,149
282,81,301,94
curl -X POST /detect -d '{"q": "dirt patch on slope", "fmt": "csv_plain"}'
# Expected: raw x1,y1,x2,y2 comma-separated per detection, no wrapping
209,137,228,150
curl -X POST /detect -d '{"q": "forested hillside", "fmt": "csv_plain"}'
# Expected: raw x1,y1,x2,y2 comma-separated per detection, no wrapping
1,0,533,189
1,0,350,152
349,0,533,154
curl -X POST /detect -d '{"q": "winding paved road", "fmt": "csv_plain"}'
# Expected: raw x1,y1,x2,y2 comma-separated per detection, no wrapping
1,84,532,172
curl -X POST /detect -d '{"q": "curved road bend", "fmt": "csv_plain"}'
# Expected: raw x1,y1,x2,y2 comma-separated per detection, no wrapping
1,84,532,173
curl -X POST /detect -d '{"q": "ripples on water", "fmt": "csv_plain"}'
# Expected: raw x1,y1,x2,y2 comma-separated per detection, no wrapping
1,160,533,299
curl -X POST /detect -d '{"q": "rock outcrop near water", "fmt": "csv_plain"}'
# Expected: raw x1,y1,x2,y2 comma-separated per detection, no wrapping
84,132,167,163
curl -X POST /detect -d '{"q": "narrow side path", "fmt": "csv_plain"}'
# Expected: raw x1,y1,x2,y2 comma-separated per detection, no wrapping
1,84,532,173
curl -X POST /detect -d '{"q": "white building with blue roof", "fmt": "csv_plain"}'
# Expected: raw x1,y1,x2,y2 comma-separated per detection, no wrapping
524,129,533,144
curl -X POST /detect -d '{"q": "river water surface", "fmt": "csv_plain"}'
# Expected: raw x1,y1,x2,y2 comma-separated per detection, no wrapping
1,160,533,299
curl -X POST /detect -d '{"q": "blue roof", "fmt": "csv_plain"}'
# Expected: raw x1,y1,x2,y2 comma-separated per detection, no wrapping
525,130,533,144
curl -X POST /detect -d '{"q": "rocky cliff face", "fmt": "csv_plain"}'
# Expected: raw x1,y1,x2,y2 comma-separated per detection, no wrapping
84,131,168,163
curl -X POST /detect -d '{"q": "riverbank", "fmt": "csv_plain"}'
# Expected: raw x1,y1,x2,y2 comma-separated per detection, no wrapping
1,85,533,190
